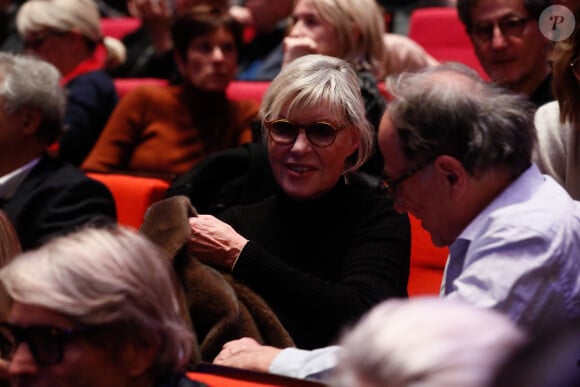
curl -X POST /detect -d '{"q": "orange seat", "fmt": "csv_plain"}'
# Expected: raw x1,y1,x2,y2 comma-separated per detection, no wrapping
408,214,448,296
408,7,488,80
101,17,141,40
86,173,169,229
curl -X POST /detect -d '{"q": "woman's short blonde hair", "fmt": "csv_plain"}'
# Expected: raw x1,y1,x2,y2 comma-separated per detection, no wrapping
16,0,101,42
261,54,374,173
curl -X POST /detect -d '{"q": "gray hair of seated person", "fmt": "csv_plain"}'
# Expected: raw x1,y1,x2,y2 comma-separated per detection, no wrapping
457,0,554,32
260,54,375,174
0,52,65,145
386,62,536,179
0,226,193,379
333,297,526,387
296,0,386,78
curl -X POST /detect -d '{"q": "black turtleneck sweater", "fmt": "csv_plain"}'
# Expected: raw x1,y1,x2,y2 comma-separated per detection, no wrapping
219,178,410,349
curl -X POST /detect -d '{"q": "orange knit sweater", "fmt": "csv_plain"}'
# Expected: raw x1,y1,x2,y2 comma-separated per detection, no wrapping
82,84,258,177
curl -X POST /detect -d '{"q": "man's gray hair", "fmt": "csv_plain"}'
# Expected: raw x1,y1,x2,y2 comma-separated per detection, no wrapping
0,52,65,144
0,226,193,378
386,62,536,178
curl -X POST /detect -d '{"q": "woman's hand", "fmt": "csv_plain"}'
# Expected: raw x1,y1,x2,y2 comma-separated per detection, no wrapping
188,215,248,271
213,337,282,372
282,36,318,67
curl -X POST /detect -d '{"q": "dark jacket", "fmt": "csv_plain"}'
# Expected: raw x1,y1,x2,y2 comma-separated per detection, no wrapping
1,156,117,250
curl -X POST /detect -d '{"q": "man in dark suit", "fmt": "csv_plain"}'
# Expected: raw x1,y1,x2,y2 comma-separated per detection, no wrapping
0,52,116,250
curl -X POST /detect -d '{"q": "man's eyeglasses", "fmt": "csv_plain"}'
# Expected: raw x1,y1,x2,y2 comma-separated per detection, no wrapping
381,158,436,198
570,57,580,79
471,16,532,44
264,119,345,148
0,322,99,366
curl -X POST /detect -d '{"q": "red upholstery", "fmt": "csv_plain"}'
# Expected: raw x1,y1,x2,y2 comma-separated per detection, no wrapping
86,173,169,229
188,365,326,386
226,81,270,104
100,17,141,39
408,214,448,296
408,7,488,79
113,78,169,98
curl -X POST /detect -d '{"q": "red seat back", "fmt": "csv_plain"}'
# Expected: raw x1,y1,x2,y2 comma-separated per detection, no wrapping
87,173,169,229
408,7,488,79
100,17,141,40
408,214,448,296
113,78,169,98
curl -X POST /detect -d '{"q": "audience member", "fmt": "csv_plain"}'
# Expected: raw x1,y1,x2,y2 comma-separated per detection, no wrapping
283,0,389,176
0,209,19,323
333,297,526,387
491,318,580,387
211,62,580,380
109,0,229,81
0,52,116,251
0,0,23,53
187,54,410,349
82,7,258,178
16,0,123,166
232,0,294,80
0,210,19,273
381,32,439,77
0,226,205,386
457,0,554,107
533,7,580,199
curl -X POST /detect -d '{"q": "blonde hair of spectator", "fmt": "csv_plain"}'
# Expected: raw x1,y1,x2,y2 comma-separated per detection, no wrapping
261,54,375,174
16,0,126,66
307,0,387,79
334,297,526,387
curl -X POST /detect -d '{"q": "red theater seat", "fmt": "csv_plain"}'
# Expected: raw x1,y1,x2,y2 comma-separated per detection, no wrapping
226,81,270,104
113,78,169,98
101,17,141,40
408,214,448,296
408,7,488,79
86,173,169,229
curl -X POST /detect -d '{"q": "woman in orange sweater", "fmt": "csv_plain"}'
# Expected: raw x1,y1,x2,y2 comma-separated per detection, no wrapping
82,6,259,179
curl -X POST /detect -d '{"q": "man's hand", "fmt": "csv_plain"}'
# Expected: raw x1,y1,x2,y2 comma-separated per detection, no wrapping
213,337,283,372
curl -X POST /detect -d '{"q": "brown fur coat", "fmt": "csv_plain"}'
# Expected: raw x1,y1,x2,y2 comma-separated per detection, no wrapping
139,195,294,364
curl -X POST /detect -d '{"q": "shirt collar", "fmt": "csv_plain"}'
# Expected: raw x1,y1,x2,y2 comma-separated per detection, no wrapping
0,158,41,200
451,164,543,247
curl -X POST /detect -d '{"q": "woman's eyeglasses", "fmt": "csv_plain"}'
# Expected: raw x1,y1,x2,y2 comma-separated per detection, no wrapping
22,30,68,51
0,322,99,366
470,16,532,44
264,119,345,148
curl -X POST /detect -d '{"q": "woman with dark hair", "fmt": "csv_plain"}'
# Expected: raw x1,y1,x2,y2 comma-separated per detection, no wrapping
82,6,259,178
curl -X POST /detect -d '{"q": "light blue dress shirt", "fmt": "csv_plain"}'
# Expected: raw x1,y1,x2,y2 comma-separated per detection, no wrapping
269,164,580,380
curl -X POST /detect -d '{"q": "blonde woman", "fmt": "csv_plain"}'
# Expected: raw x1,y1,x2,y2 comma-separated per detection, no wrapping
16,0,124,166
283,0,388,176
